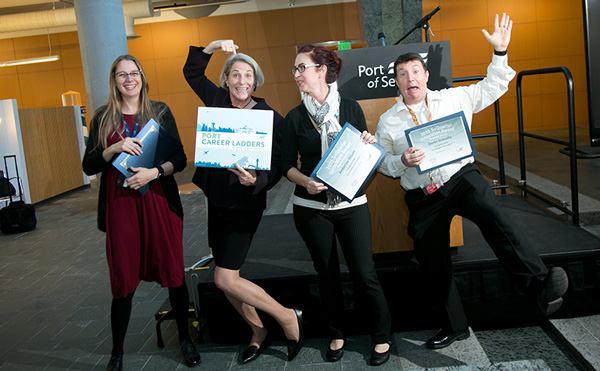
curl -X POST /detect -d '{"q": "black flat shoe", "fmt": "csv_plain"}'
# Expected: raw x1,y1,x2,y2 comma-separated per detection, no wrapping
370,342,391,366
242,336,270,364
180,338,201,367
326,339,344,362
426,328,470,349
106,355,123,371
286,308,304,362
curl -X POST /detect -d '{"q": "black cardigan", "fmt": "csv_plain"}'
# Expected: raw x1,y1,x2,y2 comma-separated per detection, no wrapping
82,101,186,232
183,45,283,210
280,98,368,204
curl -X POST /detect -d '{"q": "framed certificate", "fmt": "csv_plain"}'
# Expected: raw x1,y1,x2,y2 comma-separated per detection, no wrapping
404,111,476,174
310,123,385,203
194,107,273,170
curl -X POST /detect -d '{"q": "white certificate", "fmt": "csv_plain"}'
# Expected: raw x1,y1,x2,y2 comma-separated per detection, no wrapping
405,111,476,174
311,123,385,202
194,107,274,170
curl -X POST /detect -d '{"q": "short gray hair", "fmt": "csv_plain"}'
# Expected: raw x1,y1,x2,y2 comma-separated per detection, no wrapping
219,53,265,91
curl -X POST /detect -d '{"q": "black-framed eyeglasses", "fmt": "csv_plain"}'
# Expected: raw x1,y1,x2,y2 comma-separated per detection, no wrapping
115,70,142,79
291,64,320,76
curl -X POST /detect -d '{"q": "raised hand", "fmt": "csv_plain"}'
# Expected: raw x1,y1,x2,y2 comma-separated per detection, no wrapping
204,39,238,55
481,13,512,52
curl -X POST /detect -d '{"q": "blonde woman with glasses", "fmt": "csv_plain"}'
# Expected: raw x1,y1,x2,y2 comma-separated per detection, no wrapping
83,54,200,371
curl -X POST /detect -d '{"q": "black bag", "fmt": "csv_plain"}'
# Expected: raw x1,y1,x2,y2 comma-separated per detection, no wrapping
0,201,36,234
0,155,36,234
0,175,16,197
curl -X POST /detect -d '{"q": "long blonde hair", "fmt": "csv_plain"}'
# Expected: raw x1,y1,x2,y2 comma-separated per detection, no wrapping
93,54,165,149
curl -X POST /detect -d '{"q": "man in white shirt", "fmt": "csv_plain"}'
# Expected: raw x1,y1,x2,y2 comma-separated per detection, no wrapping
375,13,568,349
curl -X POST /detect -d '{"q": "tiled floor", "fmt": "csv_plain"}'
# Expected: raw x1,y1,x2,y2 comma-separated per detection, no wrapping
1,128,599,370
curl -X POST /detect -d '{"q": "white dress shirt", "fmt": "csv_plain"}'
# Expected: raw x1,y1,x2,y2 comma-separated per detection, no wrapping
375,54,516,191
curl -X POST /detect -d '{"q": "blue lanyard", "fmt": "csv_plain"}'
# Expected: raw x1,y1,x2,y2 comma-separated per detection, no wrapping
122,115,139,137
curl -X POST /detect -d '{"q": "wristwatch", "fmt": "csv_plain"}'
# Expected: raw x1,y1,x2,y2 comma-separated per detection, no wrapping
155,165,164,179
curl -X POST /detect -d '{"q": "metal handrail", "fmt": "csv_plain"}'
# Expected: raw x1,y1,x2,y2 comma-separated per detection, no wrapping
453,75,507,193
516,67,578,225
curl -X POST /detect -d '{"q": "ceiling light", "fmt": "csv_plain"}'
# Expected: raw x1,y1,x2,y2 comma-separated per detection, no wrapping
0,32,60,68
0,55,60,67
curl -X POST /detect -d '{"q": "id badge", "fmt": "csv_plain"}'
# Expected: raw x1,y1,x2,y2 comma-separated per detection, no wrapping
420,176,444,195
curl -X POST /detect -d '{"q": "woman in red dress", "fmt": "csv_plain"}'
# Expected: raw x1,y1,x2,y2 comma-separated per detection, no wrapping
83,54,200,371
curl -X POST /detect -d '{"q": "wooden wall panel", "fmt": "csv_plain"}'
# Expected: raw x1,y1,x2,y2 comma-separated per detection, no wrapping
153,56,189,95
0,39,17,76
444,27,490,66
485,0,537,23
57,32,82,69
18,70,66,108
537,19,584,59
0,74,22,103
422,0,587,131
62,67,86,98
151,19,200,59
292,4,349,45
536,0,583,20
128,23,156,62
341,2,362,40
18,107,84,204
510,23,540,61
245,9,295,49
196,14,249,50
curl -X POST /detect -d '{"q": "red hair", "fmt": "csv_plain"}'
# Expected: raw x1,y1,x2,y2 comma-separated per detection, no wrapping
297,44,343,84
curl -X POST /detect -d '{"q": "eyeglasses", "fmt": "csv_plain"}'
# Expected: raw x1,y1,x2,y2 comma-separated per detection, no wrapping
115,70,142,79
291,64,320,76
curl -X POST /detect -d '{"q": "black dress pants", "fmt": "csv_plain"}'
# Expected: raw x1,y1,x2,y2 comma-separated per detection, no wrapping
293,203,391,344
405,164,548,332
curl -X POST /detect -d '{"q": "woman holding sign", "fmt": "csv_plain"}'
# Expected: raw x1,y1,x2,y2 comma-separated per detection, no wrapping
280,45,392,366
82,55,200,371
183,40,303,364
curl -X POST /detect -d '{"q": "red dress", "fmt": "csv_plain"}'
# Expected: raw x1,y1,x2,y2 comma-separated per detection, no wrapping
104,114,184,298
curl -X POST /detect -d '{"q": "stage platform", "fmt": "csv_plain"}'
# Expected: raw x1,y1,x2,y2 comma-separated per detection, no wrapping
190,194,600,344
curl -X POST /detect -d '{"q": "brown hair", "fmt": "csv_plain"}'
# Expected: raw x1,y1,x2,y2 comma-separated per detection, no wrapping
393,52,428,78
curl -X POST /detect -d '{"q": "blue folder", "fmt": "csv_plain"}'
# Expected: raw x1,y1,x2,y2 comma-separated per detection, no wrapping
112,119,167,195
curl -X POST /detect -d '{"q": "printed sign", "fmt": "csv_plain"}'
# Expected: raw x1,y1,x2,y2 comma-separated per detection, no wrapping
194,107,274,170
336,40,452,100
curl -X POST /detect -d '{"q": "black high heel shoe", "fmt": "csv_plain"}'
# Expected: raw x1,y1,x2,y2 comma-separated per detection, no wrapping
286,308,304,361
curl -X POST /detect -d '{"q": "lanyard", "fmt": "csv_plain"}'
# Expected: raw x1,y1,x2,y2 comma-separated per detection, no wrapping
122,115,139,137
405,97,432,126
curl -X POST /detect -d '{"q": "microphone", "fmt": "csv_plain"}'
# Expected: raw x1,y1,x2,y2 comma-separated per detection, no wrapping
378,32,386,46
415,6,441,28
